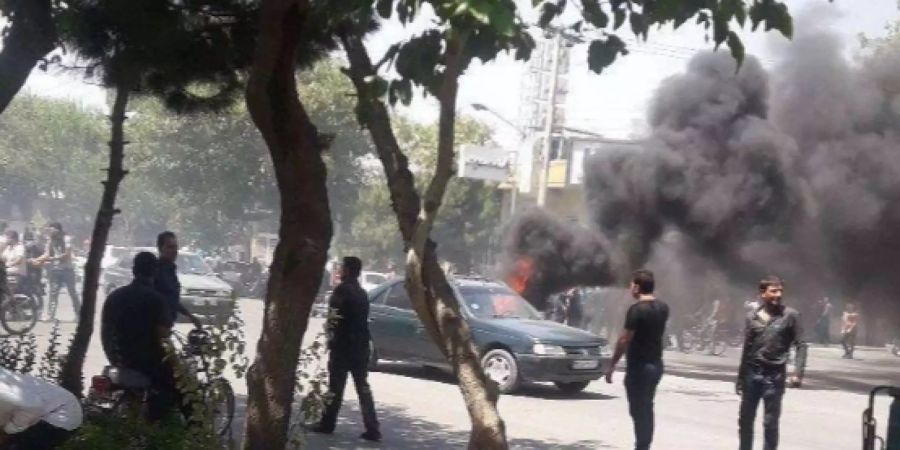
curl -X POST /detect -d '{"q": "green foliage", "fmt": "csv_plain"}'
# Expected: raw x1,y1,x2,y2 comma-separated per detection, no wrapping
346,0,535,105
61,414,223,450
538,0,798,73
56,0,256,110
0,60,373,249
0,94,106,229
0,322,67,380
39,320,66,380
0,332,37,374
288,331,332,449
337,116,502,272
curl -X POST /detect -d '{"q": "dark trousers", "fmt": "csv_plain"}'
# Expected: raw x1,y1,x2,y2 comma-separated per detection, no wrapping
815,319,830,345
128,361,192,424
319,350,379,433
2,420,72,450
625,361,664,450
47,269,80,319
841,330,857,358
739,368,786,450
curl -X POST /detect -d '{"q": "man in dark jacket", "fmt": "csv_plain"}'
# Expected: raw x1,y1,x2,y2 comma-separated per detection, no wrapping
155,231,202,328
313,256,381,442
737,276,806,450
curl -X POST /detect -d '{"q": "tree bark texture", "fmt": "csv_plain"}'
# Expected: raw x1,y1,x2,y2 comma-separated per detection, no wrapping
0,0,56,114
60,81,131,395
341,31,507,450
242,1,332,449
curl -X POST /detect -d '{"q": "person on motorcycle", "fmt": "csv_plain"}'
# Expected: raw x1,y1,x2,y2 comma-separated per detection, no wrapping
0,366,83,450
2,231,26,296
100,251,185,422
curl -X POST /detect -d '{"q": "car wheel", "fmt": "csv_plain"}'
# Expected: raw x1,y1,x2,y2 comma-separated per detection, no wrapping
554,381,590,395
368,340,379,372
481,349,520,394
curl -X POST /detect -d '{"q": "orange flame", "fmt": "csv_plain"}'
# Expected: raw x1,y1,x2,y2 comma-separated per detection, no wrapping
507,256,535,295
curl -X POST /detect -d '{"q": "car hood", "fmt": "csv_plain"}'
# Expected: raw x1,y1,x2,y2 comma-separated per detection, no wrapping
178,273,232,291
486,319,607,346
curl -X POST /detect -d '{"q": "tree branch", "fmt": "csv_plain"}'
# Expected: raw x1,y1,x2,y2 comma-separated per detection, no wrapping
0,0,56,114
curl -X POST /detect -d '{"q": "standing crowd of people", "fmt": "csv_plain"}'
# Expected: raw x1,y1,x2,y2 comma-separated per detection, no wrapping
0,222,81,322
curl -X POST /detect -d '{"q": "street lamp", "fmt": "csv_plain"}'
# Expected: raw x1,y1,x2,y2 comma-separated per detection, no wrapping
471,103,526,139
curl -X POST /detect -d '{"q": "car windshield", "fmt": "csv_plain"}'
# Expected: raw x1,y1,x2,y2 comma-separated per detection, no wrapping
178,253,213,275
459,286,542,320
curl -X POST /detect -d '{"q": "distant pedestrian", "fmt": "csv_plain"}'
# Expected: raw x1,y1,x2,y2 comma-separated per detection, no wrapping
737,276,806,450
840,303,859,359
604,270,669,450
313,256,381,442
41,223,81,321
814,297,833,345
564,288,585,329
2,231,26,292
155,231,203,328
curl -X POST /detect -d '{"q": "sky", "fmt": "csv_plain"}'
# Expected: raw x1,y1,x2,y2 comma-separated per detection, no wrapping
15,0,900,148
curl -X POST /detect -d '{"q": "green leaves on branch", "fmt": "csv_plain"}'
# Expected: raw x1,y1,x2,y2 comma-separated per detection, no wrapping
587,35,628,74
748,0,792,38
539,0,796,72
359,0,535,105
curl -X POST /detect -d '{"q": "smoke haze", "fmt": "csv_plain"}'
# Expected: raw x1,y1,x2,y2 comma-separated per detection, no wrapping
503,18,900,329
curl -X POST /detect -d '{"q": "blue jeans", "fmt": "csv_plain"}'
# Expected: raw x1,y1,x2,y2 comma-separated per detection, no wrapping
739,367,786,450
625,361,664,450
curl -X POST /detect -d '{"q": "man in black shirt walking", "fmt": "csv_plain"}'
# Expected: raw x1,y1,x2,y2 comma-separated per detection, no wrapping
313,256,381,442
604,270,669,450
737,276,806,450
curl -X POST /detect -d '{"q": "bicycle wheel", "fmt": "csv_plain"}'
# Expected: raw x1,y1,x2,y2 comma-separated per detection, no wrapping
205,378,235,436
1,294,39,335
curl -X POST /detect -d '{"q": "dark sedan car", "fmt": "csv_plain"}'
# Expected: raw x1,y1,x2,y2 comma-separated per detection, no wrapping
367,278,611,394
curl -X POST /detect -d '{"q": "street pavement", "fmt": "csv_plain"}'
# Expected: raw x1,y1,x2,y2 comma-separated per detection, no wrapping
20,293,899,450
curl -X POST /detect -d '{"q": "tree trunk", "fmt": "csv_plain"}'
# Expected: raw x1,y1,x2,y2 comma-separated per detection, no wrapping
242,1,332,449
59,81,131,395
340,31,508,450
0,0,56,114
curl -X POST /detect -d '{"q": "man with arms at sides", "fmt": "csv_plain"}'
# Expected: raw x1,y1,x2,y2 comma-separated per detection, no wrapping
604,269,670,450
155,231,202,329
312,256,381,442
737,276,806,450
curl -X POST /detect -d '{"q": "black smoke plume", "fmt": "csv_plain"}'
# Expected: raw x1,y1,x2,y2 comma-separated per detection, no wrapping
501,209,615,310
503,19,900,331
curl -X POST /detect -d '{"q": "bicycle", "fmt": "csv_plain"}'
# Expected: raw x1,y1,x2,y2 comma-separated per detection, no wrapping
680,321,728,356
86,329,235,436
0,275,40,335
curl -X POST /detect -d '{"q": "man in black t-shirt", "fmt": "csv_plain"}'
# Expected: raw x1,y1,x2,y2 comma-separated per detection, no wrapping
604,270,670,450
101,252,181,422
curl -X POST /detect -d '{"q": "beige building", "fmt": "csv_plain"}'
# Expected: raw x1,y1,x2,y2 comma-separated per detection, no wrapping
500,135,642,224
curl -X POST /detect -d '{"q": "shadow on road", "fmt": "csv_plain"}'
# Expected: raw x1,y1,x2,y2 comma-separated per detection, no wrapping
227,378,615,449
298,401,614,450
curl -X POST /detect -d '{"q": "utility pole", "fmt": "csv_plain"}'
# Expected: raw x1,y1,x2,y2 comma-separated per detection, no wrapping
536,31,562,207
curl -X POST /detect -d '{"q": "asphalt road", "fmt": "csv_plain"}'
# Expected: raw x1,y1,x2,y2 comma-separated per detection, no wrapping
20,294,900,449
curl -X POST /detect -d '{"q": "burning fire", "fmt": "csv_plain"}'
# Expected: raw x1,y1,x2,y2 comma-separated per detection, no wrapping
507,256,535,295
